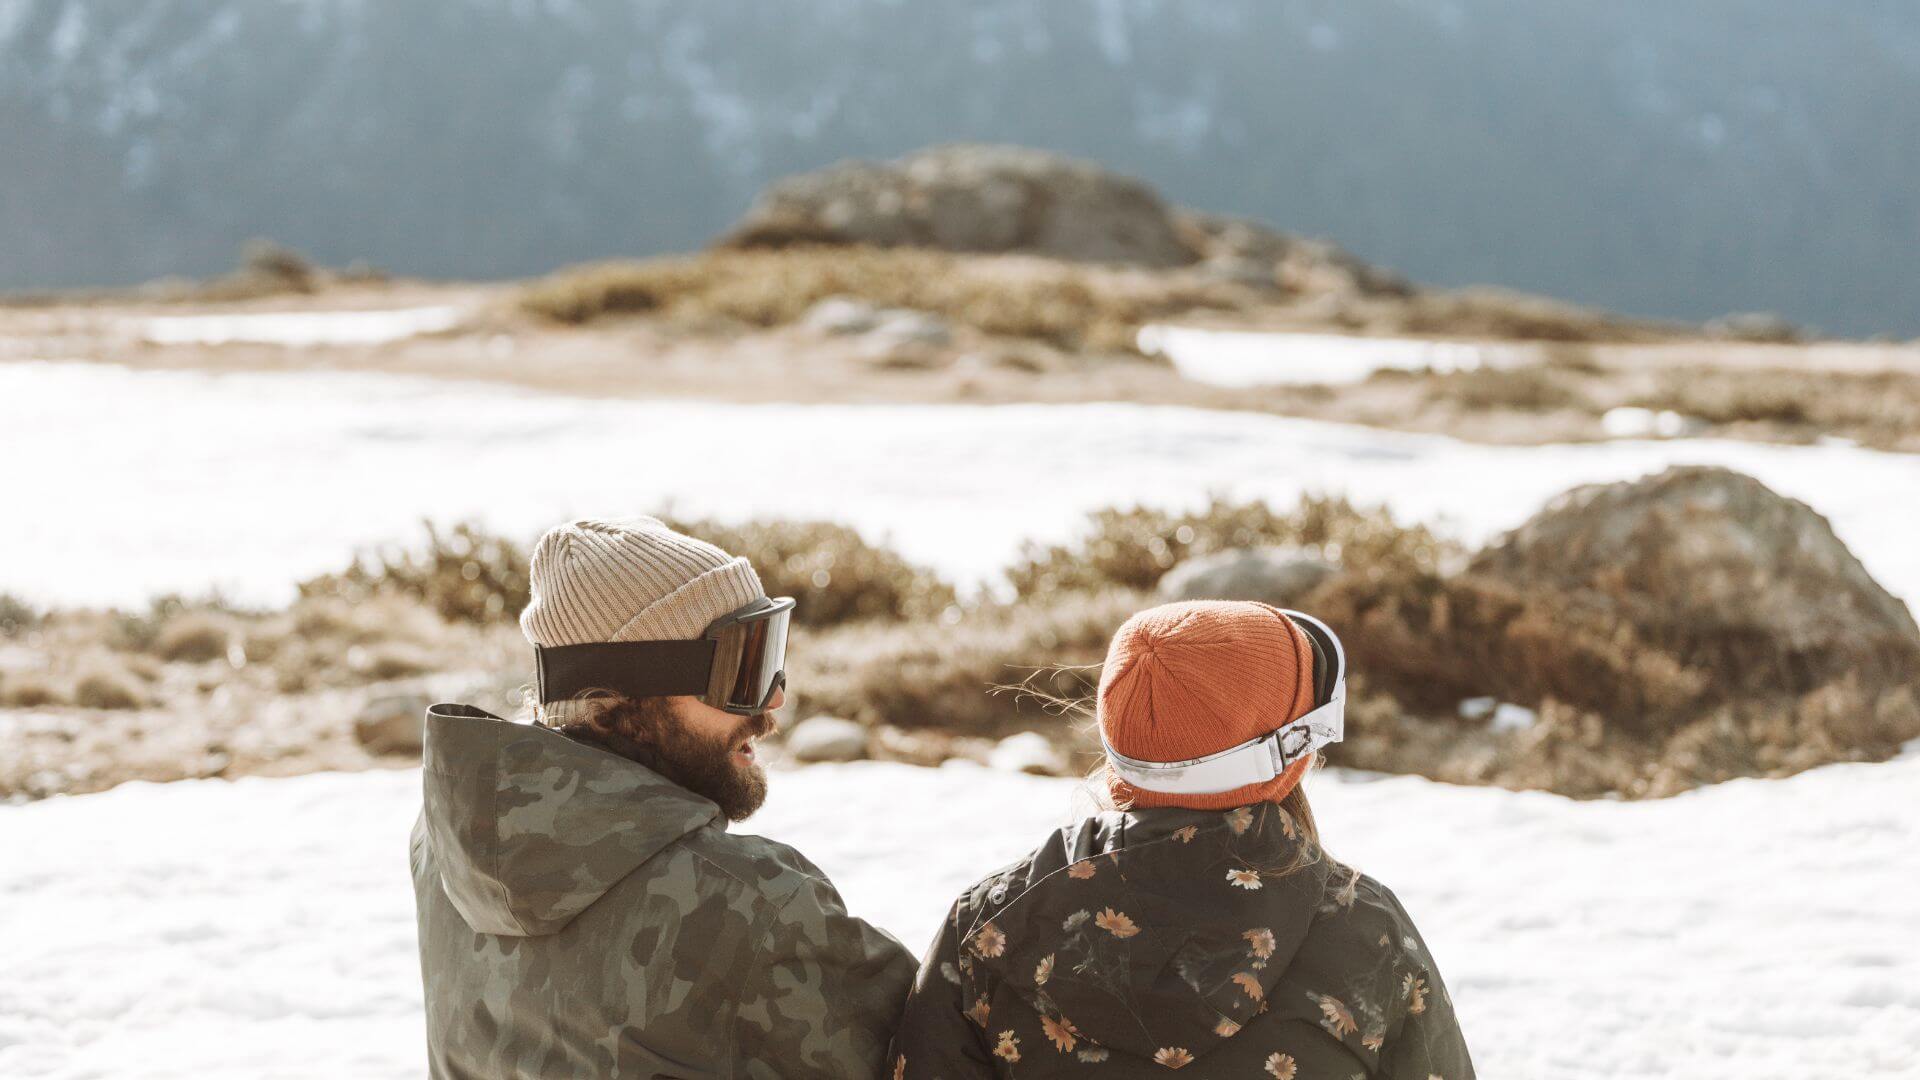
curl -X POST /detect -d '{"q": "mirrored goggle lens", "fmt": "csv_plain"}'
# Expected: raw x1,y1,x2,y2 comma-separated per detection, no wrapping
717,605,790,711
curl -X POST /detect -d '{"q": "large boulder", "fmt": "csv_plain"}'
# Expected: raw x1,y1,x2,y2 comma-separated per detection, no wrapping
721,144,1198,268
1157,548,1338,609
1469,465,1919,692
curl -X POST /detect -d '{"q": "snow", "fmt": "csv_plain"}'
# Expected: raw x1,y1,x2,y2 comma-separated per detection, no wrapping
4,748,1917,1078
135,306,465,348
1139,325,1526,387
4,360,1919,611
1602,406,1702,439
1487,702,1537,733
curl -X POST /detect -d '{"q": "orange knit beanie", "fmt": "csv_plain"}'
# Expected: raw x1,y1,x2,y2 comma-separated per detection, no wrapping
1098,600,1317,811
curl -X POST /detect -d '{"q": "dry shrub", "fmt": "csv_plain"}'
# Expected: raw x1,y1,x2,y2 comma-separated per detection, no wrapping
1655,679,1920,789
300,519,955,630
109,594,247,652
1306,565,1920,795
1640,373,1809,425
299,522,530,624
173,240,325,304
265,594,461,691
519,246,1247,353
664,517,956,626
1008,495,1459,600
283,594,451,650
289,596,377,641
1632,369,1920,448
348,642,438,681
1417,364,1586,412
1389,288,1680,343
74,666,149,710
154,612,235,663
0,593,37,637
1307,569,1711,737
239,239,317,292
1,672,66,708
1490,700,1650,798
794,589,1142,736
1317,674,1545,790
120,654,166,682
1539,343,1605,374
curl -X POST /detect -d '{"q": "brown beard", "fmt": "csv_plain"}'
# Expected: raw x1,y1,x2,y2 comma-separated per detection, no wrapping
558,698,776,822
637,708,775,822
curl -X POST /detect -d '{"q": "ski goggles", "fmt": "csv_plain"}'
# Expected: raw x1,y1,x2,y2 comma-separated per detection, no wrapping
1103,608,1347,796
533,596,794,716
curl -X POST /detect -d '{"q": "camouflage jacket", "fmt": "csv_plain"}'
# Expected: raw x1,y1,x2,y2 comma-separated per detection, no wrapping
888,802,1473,1079
410,704,916,1079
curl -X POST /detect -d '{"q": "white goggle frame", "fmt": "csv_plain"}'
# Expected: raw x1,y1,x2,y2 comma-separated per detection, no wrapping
1102,608,1346,796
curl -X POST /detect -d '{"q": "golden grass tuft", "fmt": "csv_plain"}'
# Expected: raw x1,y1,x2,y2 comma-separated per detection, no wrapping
1630,368,1920,449
665,517,956,625
0,672,67,708
1417,364,1587,412
154,612,235,663
793,588,1141,737
1007,494,1459,600
73,665,149,710
519,246,1249,353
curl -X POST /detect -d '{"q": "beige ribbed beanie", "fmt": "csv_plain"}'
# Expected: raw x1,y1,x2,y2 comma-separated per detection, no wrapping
519,517,767,646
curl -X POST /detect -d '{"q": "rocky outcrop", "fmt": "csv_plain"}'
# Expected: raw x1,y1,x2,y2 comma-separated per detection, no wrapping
721,145,1422,311
722,144,1199,267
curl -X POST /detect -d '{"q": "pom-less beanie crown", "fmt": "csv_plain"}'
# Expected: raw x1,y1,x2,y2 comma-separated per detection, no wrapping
1097,600,1317,811
519,517,766,646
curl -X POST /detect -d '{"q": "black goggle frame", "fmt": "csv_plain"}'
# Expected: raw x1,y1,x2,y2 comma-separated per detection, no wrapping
534,597,794,716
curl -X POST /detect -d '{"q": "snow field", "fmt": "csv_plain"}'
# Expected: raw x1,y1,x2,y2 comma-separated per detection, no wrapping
1138,325,1522,387
4,361,1918,611
3,748,1917,1079
136,307,466,348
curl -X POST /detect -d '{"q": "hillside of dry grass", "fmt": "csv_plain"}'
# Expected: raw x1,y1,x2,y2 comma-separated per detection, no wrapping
516,244,1687,354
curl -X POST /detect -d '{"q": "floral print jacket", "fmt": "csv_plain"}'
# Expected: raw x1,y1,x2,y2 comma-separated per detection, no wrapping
888,802,1473,1079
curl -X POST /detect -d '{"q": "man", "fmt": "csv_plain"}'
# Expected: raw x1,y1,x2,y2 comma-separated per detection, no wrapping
411,517,915,1078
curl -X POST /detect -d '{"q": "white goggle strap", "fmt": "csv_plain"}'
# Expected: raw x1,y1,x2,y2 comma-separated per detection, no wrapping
1104,607,1347,797
1102,684,1346,796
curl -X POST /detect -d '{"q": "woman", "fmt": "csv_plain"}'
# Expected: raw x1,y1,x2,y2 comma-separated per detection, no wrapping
889,600,1474,1078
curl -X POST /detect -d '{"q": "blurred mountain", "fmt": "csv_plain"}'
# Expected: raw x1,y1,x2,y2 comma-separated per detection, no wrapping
3,0,1917,335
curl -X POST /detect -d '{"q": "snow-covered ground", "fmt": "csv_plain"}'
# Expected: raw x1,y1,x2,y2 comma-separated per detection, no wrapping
4,356,1917,1077
4,360,1918,610
136,306,465,348
1139,325,1526,386
3,749,1916,1079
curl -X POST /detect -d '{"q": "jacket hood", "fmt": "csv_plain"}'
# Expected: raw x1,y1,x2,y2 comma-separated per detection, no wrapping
967,802,1332,1065
418,703,723,937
